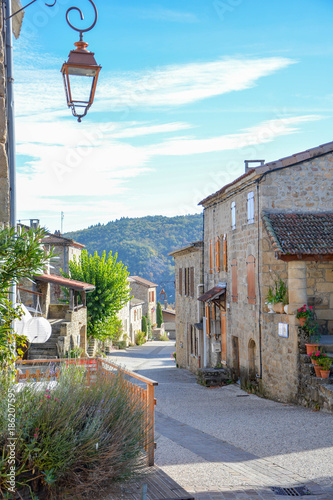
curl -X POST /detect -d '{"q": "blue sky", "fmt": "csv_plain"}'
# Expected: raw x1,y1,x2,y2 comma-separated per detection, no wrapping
13,0,333,233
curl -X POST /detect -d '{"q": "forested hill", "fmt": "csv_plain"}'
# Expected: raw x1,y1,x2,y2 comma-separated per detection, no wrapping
64,214,203,305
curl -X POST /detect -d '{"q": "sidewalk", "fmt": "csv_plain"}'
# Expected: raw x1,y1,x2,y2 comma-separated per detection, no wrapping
108,342,333,500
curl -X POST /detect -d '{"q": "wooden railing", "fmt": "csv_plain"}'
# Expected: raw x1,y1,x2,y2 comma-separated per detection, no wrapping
16,357,158,466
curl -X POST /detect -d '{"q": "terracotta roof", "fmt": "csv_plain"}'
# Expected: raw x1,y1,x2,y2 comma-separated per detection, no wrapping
262,213,333,259
34,274,95,292
198,285,226,302
199,140,333,207
129,276,158,288
42,234,85,249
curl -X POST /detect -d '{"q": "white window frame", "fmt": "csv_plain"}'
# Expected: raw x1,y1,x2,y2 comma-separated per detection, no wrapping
231,201,236,230
247,191,254,224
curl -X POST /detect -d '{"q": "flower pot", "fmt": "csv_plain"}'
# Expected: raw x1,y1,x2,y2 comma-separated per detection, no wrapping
311,358,317,365
305,343,320,356
284,304,289,314
267,303,274,314
314,365,322,377
299,317,307,327
273,302,284,314
320,370,330,379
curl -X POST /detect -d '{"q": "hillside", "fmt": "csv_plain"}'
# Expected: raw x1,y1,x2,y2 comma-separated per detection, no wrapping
64,214,203,305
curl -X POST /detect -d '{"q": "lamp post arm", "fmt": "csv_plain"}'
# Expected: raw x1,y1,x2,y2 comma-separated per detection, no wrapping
5,0,57,21
66,1,98,41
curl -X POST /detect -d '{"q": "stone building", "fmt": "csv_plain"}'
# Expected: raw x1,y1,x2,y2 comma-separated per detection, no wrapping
172,142,333,409
169,242,204,372
198,141,333,405
129,276,157,325
129,298,144,344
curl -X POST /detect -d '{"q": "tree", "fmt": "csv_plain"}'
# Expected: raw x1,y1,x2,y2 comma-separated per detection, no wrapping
66,250,131,338
0,226,54,372
156,301,163,328
141,315,147,335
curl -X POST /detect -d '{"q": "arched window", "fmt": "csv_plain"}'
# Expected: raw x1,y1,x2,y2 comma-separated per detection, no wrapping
246,255,256,304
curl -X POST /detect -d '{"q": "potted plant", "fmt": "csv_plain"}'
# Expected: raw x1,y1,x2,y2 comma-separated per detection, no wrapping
265,273,288,314
317,356,332,379
303,320,321,356
296,304,314,327
309,351,327,377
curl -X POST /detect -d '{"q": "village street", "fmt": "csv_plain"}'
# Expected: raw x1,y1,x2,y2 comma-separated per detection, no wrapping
107,341,333,500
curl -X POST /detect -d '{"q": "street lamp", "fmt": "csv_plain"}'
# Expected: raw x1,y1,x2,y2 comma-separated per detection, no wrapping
61,2,101,122
6,0,101,122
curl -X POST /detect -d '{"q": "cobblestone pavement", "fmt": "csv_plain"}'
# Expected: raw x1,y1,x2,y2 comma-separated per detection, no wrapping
107,342,333,500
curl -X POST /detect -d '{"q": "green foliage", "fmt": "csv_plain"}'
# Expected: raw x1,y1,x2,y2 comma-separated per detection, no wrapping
93,315,123,342
317,356,332,371
135,331,146,346
156,301,163,328
0,364,147,498
66,346,83,358
0,226,54,373
141,315,147,335
266,271,288,305
65,214,203,302
64,249,131,339
159,333,169,341
147,315,152,339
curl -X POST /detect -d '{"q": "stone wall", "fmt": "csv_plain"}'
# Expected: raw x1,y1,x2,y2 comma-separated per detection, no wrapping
49,243,82,303
57,306,88,357
130,303,143,344
0,5,9,225
172,244,203,373
129,281,157,325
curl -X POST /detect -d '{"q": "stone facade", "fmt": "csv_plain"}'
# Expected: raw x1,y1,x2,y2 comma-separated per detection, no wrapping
129,298,144,344
170,242,204,373
129,276,157,325
198,143,333,404
0,3,9,225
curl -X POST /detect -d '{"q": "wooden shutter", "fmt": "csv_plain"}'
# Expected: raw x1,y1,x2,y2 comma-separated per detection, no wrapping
209,240,213,273
212,304,216,320
190,267,194,298
221,311,227,362
205,303,210,335
223,234,227,272
247,255,256,304
184,268,188,296
215,237,220,272
179,268,182,295
231,259,238,302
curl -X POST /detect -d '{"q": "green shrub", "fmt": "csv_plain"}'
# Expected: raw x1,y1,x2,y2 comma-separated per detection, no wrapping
156,302,163,328
159,333,169,341
141,316,147,335
135,331,147,346
0,365,148,498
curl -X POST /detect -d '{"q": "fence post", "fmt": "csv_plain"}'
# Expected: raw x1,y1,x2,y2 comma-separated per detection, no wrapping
147,383,155,466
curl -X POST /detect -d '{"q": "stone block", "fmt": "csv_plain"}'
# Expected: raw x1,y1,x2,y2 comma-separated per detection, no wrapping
325,270,333,282
316,282,333,293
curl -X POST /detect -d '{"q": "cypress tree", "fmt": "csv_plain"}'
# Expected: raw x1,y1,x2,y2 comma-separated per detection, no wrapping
156,301,163,328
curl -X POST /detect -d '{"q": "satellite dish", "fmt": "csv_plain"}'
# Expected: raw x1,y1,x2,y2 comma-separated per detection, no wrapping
14,303,33,340
24,317,52,344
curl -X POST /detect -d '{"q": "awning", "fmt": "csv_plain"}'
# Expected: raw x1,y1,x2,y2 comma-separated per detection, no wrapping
198,285,226,303
34,274,95,292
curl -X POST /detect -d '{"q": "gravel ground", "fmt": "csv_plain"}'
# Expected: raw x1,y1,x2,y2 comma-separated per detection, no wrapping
108,341,333,496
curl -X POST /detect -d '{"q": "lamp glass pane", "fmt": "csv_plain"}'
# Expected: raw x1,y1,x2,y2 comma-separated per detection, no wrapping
67,74,94,104
67,66,98,77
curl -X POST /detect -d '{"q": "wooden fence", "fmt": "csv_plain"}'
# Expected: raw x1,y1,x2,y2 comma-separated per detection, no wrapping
16,357,158,466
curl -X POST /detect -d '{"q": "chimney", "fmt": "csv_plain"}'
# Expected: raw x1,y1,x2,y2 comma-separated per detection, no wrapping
245,160,265,173
30,219,40,230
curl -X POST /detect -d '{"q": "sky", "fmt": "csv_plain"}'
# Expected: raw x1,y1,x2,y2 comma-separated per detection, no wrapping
13,0,333,233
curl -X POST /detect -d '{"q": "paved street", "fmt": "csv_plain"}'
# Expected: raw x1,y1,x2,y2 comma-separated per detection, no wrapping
107,341,333,500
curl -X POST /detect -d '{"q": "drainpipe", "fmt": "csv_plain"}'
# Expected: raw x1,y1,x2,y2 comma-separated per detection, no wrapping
197,283,205,367
256,181,263,379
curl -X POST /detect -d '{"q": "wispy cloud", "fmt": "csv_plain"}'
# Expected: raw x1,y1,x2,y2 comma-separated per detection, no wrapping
97,57,295,110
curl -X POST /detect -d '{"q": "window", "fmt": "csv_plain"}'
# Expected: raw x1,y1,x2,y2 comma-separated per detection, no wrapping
149,290,155,303
247,255,256,304
134,310,137,321
247,191,254,224
231,259,238,302
184,267,195,297
231,201,236,230
179,268,183,295
209,240,213,273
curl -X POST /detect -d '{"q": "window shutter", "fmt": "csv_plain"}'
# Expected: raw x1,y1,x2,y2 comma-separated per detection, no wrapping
152,291,155,302
190,267,194,298
223,234,228,272
247,255,256,304
179,268,182,295
231,259,238,302
212,304,216,320
247,191,255,224
184,268,188,296
215,237,220,272
205,303,210,335
209,240,213,274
